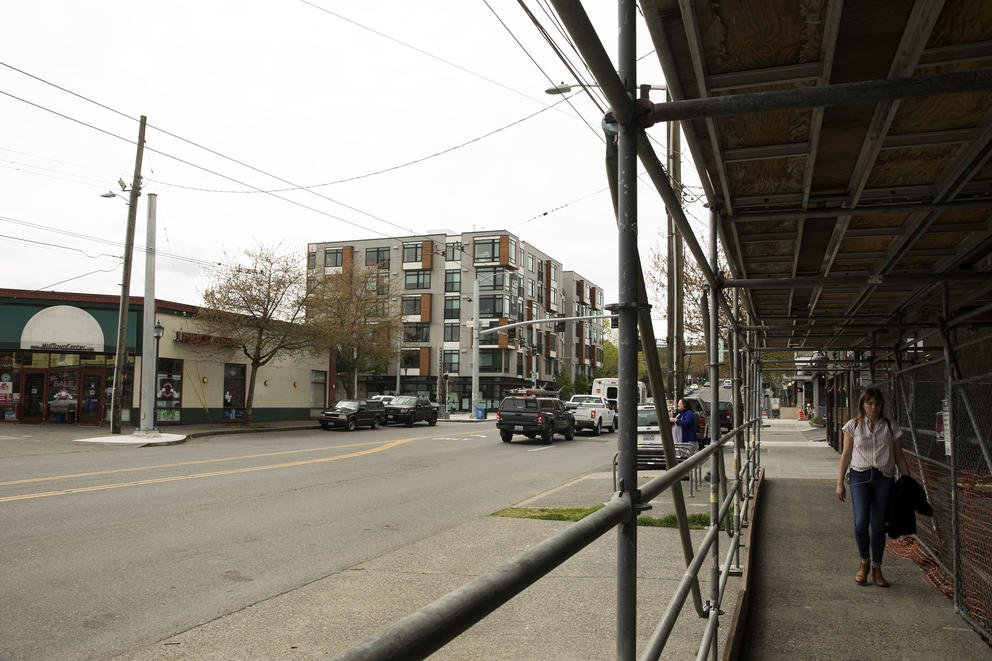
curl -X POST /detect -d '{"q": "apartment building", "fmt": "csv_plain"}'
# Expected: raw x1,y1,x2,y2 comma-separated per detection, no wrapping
307,231,605,411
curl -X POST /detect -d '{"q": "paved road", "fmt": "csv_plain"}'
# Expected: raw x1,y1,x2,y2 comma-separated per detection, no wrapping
0,422,616,661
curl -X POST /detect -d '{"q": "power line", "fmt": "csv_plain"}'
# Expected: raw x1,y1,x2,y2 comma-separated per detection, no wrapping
38,265,123,292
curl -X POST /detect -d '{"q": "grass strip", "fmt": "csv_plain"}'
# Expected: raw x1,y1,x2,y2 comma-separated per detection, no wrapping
494,506,710,529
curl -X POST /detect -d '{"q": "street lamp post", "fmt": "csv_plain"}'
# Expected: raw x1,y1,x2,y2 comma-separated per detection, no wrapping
545,82,666,95
152,321,164,431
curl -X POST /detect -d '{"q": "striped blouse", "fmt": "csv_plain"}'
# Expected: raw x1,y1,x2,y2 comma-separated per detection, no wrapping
842,417,903,478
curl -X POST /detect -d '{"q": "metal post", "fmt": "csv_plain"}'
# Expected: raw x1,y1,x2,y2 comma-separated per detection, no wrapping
616,1,638,657
137,192,157,434
153,323,162,431
731,290,742,569
707,210,721,661
395,348,401,395
472,277,480,414
942,285,964,614
110,115,146,434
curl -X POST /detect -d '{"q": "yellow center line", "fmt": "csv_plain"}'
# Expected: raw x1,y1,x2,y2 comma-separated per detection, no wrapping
0,440,390,487
0,436,422,504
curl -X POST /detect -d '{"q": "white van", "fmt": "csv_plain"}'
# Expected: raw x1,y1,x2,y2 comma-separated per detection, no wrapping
590,378,648,415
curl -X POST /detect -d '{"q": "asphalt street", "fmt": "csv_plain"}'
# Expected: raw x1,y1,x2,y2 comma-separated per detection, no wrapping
0,422,616,661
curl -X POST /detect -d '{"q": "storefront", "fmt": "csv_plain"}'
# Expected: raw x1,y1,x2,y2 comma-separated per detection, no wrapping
0,289,329,425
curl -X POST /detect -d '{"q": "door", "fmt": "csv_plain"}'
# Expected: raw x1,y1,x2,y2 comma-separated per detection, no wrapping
78,371,103,424
21,371,47,422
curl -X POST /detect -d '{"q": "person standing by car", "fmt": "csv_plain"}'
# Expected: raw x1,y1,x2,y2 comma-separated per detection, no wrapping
836,387,910,587
670,399,697,448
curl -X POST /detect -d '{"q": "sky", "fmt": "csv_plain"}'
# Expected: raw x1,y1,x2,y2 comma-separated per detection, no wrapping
1,1,710,336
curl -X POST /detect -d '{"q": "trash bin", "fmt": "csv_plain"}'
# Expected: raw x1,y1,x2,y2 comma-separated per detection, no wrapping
474,406,487,420
54,413,65,423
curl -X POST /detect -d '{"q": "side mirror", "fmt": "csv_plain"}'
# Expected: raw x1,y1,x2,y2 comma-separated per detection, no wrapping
360,403,367,410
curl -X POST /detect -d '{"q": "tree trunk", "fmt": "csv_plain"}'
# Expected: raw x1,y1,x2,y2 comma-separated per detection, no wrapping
246,361,259,421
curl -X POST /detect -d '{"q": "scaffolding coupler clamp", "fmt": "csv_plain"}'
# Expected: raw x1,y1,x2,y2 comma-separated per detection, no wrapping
702,600,725,617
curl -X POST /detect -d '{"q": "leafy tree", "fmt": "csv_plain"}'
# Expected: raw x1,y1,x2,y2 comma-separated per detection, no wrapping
198,245,312,420
574,372,591,397
594,332,618,378
555,369,574,400
306,263,404,399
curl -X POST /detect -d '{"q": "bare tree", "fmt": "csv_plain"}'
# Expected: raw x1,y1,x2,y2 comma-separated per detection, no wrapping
198,245,312,420
306,263,404,399
647,243,732,347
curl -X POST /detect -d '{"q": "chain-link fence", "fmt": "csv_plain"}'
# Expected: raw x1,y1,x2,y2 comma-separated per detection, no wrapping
827,329,992,643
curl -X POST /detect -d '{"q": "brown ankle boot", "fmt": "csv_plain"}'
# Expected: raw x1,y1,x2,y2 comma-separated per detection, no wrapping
872,565,890,587
855,560,869,585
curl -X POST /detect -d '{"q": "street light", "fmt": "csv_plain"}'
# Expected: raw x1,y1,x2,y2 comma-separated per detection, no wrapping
545,82,666,95
153,321,164,430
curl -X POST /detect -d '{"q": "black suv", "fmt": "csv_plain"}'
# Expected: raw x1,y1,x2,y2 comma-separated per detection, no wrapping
496,396,575,444
384,395,438,426
683,395,732,443
319,399,385,431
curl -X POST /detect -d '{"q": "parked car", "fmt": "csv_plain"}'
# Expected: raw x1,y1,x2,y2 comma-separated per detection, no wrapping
319,399,385,431
636,405,697,470
384,395,438,426
679,396,710,444
496,395,574,444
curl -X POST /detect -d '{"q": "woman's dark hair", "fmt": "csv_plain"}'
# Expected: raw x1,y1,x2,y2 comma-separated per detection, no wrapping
855,387,891,432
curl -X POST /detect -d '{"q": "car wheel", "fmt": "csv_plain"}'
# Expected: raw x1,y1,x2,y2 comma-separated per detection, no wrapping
608,418,616,433
500,430,513,443
346,418,356,431
320,422,330,431
593,419,602,436
428,414,437,426
564,423,574,441
370,416,380,430
542,428,553,444
405,415,414,427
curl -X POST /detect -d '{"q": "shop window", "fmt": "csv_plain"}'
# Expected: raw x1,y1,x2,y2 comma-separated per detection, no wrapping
156,358,183,423
223,363,246,420
0,352,21,421
104,358,135,423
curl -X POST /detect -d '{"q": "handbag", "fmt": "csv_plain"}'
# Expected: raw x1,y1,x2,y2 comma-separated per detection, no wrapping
672,414,683,443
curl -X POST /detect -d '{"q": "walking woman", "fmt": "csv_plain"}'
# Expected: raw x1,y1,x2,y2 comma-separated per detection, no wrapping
836,387,910,587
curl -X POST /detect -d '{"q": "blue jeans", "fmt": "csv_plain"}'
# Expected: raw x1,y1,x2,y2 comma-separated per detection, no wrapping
849,468,894,564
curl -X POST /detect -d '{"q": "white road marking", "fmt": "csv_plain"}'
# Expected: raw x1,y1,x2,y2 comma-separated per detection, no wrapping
528,446,554,452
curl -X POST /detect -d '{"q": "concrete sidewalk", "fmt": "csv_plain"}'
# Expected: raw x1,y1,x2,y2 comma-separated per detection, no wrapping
0,412,491,447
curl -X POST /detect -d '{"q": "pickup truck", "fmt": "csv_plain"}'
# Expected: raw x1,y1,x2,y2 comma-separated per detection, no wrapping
565,395,616,436
384,395,438,426
496,395,574,444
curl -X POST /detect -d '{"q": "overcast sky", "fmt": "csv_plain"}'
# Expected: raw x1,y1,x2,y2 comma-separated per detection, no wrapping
1,1,709,334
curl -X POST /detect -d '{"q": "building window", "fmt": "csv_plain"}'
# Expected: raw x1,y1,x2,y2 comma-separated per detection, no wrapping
479,294,504,317
403,242,422,263
404,323,430,342
551,264,558,281
527,279,535,298
442,350,459,373
479,349,504,371
597,290,604,307
474,238,499,263
477,266,505,291
527,254,535,272
311,370,326,408
402,296,421,315
324,249,342,267
223,363,246,419
365,247,390,269
444,323,460,342
537,286,544,305
307,252,316,269
401,351,420,369
444,296,460,319
445,269,461,293
509,239,517,265
551,287,557,305
375,272,390,295
536,259,544,282
405,270,431,289
445,242,462,261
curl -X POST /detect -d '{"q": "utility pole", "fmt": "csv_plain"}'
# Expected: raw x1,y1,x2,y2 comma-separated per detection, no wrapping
137,193,157,434
110,115,146,434
672,119,684,400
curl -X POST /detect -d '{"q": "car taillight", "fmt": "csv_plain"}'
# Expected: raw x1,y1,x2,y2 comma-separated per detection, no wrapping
537,414,543,423
496,412,501,421
590,411,596,419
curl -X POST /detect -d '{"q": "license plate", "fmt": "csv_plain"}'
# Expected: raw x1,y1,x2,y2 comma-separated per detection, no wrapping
514,426,523,431
641,434,656,442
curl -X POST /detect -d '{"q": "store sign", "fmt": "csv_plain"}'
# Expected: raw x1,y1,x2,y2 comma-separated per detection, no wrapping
174,331,237,347
28,342,96,351
20,305,104,352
